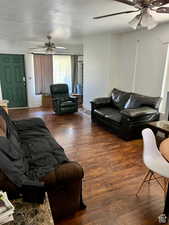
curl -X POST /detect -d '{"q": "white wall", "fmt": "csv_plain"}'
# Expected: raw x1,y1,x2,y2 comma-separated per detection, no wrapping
83,33,119,110
117,28,168,97
83,23,169,112
116,24,169,113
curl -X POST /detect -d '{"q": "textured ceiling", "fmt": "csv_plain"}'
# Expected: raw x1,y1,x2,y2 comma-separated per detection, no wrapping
1,0,169,46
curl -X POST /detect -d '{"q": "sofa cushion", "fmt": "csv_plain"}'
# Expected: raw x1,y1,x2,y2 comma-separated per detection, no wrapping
124,94,141,109
121,107,157,118
111,89,130,110
124,93,161,109
94,107,122,123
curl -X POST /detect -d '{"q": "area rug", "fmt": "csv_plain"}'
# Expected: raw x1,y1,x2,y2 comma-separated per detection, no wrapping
7,195,54,225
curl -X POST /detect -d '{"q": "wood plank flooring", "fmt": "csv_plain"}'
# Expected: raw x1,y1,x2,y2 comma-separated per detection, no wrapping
9,108,165,225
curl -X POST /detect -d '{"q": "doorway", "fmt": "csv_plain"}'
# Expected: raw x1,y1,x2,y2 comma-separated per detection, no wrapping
0,54,27,108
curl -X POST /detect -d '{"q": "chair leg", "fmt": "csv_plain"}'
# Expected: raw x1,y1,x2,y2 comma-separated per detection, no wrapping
136,170,153,196
148,171,154,183
164,178,168,195
152,174,165,192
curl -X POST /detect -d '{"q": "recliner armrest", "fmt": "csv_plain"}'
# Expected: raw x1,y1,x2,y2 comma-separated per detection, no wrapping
120,106,158,118
52,97,66,102
91,97,111,106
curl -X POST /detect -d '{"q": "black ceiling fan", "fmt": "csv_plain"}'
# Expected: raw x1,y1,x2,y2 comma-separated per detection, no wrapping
93,0,169,29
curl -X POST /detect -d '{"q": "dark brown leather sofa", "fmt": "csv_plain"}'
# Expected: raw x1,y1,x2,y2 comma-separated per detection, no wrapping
0,106,85,221
91,89,161,141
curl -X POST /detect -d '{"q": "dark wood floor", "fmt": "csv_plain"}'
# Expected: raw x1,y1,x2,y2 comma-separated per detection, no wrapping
9,108,164,225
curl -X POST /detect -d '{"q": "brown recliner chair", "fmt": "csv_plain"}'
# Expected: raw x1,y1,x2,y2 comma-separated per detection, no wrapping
0,107,85,222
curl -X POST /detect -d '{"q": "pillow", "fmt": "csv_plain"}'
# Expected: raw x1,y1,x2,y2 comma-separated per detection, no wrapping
111,88,130,110
159,138,169,162
0,116,6,137
124,94,141,109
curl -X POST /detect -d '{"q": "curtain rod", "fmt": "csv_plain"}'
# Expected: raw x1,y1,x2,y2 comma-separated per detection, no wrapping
32,53,83,56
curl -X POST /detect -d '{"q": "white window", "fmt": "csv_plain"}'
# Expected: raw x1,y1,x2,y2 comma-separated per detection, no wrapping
53,55,72,93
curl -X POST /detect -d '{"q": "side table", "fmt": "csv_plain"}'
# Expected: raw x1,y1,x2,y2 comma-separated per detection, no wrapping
148,121,169,138
72,93,83,107
42,96,52,108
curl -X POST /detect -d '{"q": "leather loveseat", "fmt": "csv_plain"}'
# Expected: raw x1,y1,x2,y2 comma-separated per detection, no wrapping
91,89,161,141
0,106,85,221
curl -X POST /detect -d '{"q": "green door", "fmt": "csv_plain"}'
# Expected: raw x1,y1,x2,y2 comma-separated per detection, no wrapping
0,54,27,108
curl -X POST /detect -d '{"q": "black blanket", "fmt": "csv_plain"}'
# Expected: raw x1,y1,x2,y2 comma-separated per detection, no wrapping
0,106,68,187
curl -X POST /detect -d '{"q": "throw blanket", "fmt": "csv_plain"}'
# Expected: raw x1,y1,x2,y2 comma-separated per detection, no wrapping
0,106,68,187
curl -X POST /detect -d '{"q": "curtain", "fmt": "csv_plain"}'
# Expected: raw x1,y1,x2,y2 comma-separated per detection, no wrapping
53,55,72,93
34,54,53,95
71,55,78,93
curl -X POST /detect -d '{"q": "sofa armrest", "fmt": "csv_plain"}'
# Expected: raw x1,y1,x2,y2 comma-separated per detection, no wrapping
120,106,158,118
90,97,111,122
91,97,111,106
40,161,84,187
0,169,18,197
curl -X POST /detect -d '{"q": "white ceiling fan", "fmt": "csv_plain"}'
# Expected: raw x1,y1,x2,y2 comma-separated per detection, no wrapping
29,35,67,54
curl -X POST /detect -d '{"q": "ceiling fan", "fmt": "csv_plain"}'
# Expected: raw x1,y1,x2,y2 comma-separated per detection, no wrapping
93,0,169,30
29,35,67,54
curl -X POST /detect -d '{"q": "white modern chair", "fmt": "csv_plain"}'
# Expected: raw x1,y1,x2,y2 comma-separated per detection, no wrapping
136,129,168,196
138,128,169,223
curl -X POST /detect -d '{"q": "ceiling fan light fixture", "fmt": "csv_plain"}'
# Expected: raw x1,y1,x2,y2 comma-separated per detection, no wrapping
146,18,158,30
128,9,158,30
128,14,142,29
141,9,158,30
46,48,55,54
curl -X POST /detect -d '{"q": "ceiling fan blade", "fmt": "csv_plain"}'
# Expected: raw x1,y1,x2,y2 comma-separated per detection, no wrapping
55,46,67,50
29,46,46,50
93,10,139,19
28,48,47,53
113,0,136,6
156,6,169,13
151,0,169,6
